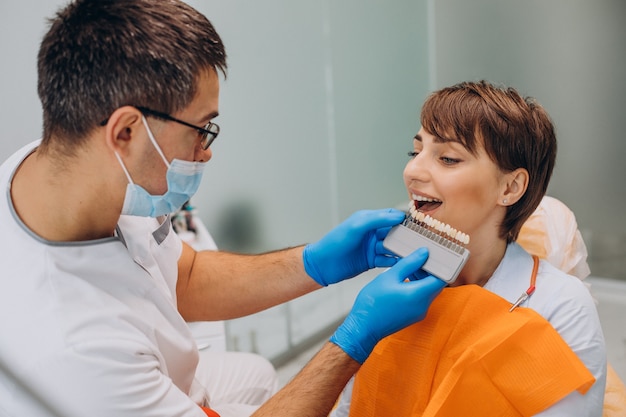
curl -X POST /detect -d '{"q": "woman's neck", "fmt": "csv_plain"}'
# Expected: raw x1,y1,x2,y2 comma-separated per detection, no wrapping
452,237,509,287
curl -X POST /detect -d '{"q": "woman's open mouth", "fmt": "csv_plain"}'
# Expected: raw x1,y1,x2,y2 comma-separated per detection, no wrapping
413,194,442,213
407,197,470,245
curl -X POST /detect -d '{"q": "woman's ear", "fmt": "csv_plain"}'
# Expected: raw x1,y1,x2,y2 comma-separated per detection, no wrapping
101,106,143,155
499,168,529,206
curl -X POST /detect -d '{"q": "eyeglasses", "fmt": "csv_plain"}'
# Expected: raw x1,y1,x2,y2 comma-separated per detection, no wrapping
136,106,219,150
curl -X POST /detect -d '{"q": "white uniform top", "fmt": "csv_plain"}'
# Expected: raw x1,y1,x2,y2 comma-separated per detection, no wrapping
332,243,607,417
0,142,206,417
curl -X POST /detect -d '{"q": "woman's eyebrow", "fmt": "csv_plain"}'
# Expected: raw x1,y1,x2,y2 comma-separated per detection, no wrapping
414,132,454,144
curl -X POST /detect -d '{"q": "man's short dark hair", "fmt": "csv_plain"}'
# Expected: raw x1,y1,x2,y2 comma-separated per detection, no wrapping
37,0,227,152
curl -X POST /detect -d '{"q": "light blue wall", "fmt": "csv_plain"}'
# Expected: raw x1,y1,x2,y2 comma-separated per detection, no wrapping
185,1,429,254
0,1,61,148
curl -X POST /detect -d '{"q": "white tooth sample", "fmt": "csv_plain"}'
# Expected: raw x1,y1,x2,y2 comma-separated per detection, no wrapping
416,211,425,222
456,231,469,245
444,224,451,236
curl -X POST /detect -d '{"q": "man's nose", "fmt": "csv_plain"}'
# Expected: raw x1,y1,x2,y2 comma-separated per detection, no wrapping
195,146,212,163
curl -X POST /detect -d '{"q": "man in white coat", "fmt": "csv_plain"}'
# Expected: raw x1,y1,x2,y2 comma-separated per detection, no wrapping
0,1,446,416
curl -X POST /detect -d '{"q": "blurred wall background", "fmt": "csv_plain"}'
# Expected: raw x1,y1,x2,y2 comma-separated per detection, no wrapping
1,0,624,361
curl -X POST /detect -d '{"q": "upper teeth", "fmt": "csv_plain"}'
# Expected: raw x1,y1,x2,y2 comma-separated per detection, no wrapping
406,198,470,245
413,194,442,203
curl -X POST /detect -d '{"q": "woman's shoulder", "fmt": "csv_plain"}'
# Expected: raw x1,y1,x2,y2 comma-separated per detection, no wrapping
531,257,606,375
497,243,598,323
533,258,596,314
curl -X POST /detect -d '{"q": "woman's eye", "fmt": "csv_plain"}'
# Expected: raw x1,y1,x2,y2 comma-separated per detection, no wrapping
441,156,460,165
408,151,419,158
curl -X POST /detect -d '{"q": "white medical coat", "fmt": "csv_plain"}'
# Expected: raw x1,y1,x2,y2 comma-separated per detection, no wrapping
0,142,206,417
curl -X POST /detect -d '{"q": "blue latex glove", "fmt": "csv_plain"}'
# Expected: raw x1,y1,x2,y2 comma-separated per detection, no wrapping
330,247,446,364
303,208,406,286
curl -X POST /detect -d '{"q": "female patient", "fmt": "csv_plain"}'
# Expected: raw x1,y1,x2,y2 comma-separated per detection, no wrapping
331,81,606,416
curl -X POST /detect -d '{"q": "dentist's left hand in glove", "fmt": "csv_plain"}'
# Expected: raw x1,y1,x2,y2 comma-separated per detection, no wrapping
302,208,406,287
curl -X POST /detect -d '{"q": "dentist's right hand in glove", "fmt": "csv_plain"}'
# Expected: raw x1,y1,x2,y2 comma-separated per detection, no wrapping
330,247,446,364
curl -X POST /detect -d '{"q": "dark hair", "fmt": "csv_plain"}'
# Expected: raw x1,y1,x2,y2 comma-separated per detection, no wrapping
37,0,227,153
420,80,557,242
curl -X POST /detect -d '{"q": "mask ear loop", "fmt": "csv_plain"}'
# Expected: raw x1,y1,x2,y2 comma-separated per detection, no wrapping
141,115,171,169
114,151,134,185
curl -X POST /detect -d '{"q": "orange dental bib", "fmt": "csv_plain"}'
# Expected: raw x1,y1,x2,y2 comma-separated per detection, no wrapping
349,285,595,417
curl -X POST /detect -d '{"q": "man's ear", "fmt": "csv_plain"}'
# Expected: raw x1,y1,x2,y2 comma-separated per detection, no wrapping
499,168,529,206
101,106,144,156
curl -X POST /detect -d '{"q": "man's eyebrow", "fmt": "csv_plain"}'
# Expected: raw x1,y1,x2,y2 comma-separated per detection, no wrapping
200,111,219,123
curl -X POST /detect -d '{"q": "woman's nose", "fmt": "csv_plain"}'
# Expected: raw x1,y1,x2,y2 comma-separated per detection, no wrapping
403,154,431,182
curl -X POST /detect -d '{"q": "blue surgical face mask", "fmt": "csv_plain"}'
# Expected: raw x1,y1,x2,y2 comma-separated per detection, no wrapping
115,116,207,217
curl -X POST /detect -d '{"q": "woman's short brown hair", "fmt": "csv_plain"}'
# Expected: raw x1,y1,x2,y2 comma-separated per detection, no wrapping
420,80,557,242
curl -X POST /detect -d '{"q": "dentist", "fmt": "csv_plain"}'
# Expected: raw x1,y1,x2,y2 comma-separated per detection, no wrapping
0,1,445,417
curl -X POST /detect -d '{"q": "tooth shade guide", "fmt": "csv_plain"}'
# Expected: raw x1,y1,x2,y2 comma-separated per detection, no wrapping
383,216,471,283
407,203,470,246
383,206,471,283
383,207,470,284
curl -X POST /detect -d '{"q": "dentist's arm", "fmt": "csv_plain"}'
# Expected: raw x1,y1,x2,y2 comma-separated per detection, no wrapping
251,248,446,417
177,209,406,321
